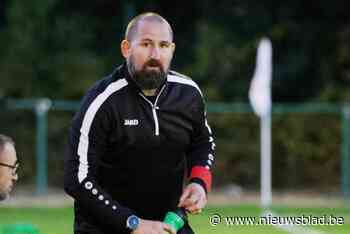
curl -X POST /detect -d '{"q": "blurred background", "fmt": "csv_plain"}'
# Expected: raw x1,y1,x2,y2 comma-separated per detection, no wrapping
1,1,350,233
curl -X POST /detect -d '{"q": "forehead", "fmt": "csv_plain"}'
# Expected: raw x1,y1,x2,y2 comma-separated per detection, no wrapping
0,143,17,164
134,20,172,42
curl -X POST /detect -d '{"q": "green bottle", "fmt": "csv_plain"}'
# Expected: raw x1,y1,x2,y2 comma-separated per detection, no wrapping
163,208,188,233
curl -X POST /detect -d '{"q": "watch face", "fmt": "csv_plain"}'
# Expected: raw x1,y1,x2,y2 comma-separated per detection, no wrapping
127,215,140,230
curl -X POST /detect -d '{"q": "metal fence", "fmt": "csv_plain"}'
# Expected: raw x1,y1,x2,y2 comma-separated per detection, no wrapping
1,99,350,198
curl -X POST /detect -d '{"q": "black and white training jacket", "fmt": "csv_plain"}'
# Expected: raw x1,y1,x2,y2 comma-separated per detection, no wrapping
64,63,215,234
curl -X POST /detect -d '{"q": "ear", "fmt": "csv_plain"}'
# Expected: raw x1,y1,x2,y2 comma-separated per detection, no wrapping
171,42,176,53
121,40,130,59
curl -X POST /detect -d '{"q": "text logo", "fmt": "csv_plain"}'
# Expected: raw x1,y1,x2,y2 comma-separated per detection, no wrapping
124,119,139,126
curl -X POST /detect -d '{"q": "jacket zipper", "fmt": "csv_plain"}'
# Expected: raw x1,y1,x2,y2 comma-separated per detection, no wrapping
139,85,166,136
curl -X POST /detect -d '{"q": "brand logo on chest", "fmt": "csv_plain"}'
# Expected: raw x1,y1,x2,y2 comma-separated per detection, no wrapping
124,119,139,126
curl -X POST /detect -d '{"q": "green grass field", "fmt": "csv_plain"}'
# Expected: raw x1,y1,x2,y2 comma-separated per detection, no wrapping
1,204,350,234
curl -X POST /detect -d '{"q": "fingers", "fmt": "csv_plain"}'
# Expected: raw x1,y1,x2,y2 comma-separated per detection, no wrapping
179,188,200,208
184,191,205,206
163,224,176,234
189,208,202,215
185,196,207,214
179,183,208,214
179,194,206,214
181,194,198,208
178,187,191,207
133,219,174,234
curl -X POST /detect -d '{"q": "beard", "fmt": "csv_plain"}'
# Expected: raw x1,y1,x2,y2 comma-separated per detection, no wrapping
127,56,168,90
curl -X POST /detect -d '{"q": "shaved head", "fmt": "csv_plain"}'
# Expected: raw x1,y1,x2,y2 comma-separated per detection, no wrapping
0,134,14,159
125,12,173,42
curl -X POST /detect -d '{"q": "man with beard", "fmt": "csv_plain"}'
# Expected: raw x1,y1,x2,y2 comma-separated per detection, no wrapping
0,134,18,201
65,12,215,234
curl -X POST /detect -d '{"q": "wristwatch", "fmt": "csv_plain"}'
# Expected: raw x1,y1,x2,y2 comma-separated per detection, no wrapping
126,215,140,231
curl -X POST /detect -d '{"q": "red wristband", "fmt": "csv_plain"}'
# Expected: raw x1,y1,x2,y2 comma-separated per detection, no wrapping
190,166,212,192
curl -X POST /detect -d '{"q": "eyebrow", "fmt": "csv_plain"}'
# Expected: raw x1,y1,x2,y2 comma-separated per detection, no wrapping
139,38,172,44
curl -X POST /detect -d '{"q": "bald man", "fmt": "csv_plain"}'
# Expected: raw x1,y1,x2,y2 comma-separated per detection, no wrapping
0,134,18,201
65,12,215,234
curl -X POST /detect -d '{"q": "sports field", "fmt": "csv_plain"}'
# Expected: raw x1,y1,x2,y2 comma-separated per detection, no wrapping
1,204,349,234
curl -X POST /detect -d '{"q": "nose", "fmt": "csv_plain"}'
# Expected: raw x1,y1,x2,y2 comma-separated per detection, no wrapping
150,46,161,60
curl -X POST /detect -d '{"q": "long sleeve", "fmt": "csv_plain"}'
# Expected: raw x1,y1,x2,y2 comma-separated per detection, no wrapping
64,81,135,233
187,94,215,193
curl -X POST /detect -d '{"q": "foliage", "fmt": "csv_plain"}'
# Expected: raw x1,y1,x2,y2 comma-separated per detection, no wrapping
1,1,350,190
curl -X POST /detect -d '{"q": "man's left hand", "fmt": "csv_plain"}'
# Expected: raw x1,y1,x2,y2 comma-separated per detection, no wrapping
178,183,207,214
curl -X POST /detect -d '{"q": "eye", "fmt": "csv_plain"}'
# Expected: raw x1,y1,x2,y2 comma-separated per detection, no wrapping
140,42,151,47
160,42,171,49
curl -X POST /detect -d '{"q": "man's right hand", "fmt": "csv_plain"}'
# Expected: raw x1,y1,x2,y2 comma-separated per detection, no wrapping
131,219,176,234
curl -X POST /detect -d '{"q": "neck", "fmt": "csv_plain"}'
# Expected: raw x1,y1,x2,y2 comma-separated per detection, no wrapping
142,89,157,96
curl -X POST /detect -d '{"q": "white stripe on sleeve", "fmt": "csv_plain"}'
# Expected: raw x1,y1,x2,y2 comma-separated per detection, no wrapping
77,78,128,183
